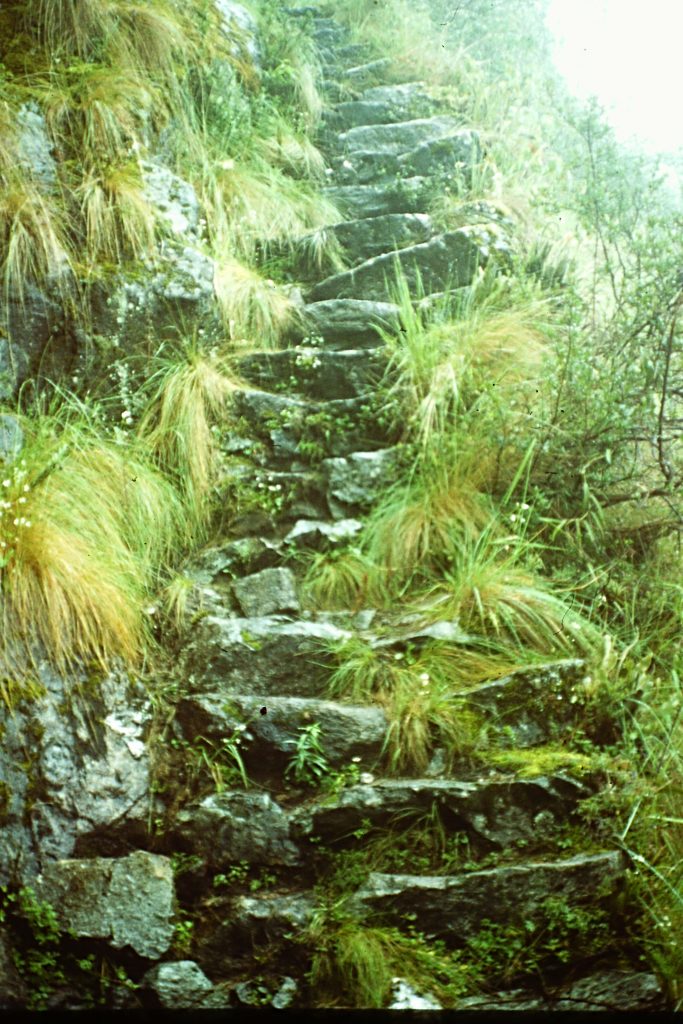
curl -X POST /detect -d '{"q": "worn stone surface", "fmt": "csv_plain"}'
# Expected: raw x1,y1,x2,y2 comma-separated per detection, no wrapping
298,298,401,348
389,978,442,1010
16,103,57,188
338,116,460,156
36,852,175,958
293,775,592,847
284,517,362,551
0,929,27,1009
308,231,485,303
219,892,316,949
324,448,400,515
0,664,154,885
323,83,433,130
215,0,261,66
142,961,214,1009
323,178,430,219
237,347,385,399
140,160,201,238
398,129,480,177
349,852,625,944
457,971,667,1011
234,976,298,1008
174,792,300,867
232,567,300,616
183,614,351,696
323,213,434,263
0,413,24,462
0,285,71,401
192,536,283,581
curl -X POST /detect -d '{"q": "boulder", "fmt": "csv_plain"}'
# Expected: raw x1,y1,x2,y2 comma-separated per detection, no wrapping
182,614,351,697
348,852,625,945
142,961,214,1009
297,299,401,348
323,448,400,515
173,792,300,867
220,892,316,947
323,178,430,219
0,284,71,401
232,567,300,616
554,970,667,1011
308,231,485,303
35,851,175,958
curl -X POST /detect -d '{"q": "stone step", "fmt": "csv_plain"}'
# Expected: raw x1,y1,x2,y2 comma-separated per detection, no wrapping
236,347,386,401
176,692,389,777
293,774,595,848
323,178,430,219
296,298,401,348
457,972,667,1012
308,230,487,303
321,82,434,130
348,851,626,946
182,613,352,697
337,115,461,156
232,388,395,459
328,130,479,186
323,447,401,517
296,213,434,267
320,43,369,68
341,57,393,84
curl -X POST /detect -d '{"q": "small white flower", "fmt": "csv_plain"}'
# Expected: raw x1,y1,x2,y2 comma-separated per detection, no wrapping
220,158,235,170
12,518,18,526
2,480,9,488
23,484,30,492
145,605,157,616
351,756,361,763
18,497,26,504
510,514,517,522
360,772,374,784
419,672,430,685
342,159,353,169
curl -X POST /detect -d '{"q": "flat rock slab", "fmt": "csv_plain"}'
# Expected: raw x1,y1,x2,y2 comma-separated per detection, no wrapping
293,775,592,847
298,299,401,348
323,448,401,515
458,970,666,1012
284,517,363,551
35,851,175,958
232,567,299,616
324,178,429,219
183,615,351,697
338,116,461,156
174,791,300,866
323,83,434,130
459,659,587,747
191,536,283,580
349,851,625,944
237,347,385,400
323,213,434,264
308,231,486,303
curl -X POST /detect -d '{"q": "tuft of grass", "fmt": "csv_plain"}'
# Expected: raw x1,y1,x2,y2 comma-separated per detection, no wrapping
301,547,387,611
0,403,186,673
0,183,70,304
213,255,300,348
78,162,156,260
137,341,243,531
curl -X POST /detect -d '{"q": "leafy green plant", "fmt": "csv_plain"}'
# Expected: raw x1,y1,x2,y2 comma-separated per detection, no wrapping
285,722,330,786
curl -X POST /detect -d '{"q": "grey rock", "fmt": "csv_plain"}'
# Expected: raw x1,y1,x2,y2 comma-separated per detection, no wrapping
272,976,298,1009
323,448,400,514
232,388,310,433
349,852,625,944
398,129,481,178
325,83,433,130
284,517,363,551
232,567,300,616
460,659,587,747
234,975,298,1008
215,0,261,66
389,977,441,1010
183,614,351,696
343,58,393,82
322,213,434,264
179,692,387,772
298,299,401,348
293,775,591,847
0,285,70,401
192,536,283,579
230,893,316,944
237,347,384,399
338,116,461,157
308,231,485,303
324,178,429,219
36,851,175,958
174,792,300,866
0,414,24,462
0,663,154,886
16,103,57,188
143,961,214,1008
140,160,201,238
554,970,667,1011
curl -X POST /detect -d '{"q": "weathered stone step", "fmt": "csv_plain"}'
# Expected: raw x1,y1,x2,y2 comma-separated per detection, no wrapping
293,774,595,848
328,129,479,185
348,851,626,946
177,692,388,777
308,230,486,303
458,971,667,1012
297,213,434,267
296,298,401,348
337,115,461,156
323,447,401,517
324,178,430,218
232,389,395,459
237,347,386,400
341,58,393,83
182,613,352,697
320,43,369,68
321,82,434,130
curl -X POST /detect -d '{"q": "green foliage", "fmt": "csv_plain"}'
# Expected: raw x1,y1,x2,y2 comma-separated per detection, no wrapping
286,722,330,786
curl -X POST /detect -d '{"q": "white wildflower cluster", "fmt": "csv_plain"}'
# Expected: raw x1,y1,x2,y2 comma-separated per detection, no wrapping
0,459,32,561
295,350,322,371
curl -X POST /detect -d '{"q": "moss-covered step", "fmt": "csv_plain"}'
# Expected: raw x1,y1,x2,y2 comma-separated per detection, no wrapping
329,131,480,185
323,178,430,218
321,83,434,131
236,347,386,400
294,298,401,348
308,232,486,303
336,116,461,156
299,214,434,266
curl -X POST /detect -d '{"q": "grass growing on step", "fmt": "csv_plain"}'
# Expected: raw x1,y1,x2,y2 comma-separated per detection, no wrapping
137,341,243,532
0,400,186,672
301,547,388,611
213,255,299,348
78,162,156,261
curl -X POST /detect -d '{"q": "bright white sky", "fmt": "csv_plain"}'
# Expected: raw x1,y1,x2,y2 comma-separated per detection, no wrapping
546,0,683,157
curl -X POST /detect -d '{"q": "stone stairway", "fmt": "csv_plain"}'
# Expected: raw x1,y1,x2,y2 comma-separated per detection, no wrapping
157,7,665,1011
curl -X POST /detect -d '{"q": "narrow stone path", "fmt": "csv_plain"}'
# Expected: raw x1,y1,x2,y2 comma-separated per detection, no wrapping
166,7,666,1010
